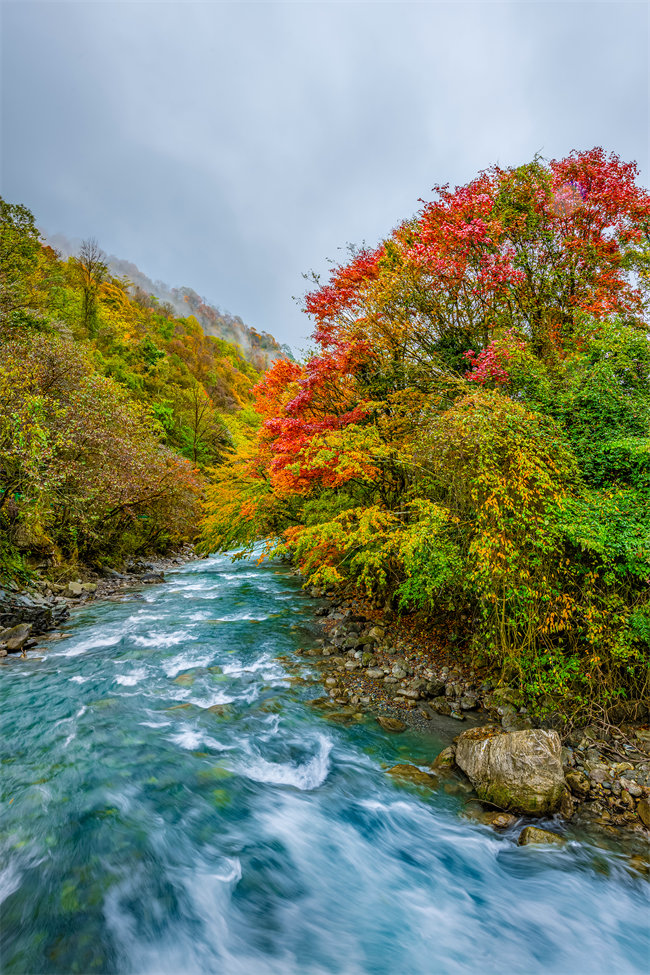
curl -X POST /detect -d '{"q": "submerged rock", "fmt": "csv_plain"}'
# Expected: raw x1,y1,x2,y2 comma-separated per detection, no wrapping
455,727,566,815
386,764,438,788
377,716,406,733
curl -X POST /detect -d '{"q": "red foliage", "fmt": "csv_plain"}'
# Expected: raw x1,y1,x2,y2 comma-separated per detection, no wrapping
304,246,384,344
464,330,526,385
261,149,649,495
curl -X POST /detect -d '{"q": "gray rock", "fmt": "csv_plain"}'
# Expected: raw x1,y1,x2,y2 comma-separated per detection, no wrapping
501,713,533,732
0,587,69,634
460,694,479,711
141,572,164,583
455,727,566,815
425,679,446,698
429,696,452,716
366,667,384,678
620,777,643,798
366,626,385,642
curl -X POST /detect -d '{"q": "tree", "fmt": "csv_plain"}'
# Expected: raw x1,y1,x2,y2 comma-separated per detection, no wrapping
72,237,108,336
0,197,43,331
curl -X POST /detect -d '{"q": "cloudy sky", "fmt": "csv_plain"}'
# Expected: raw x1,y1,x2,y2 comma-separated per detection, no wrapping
2,1,648,350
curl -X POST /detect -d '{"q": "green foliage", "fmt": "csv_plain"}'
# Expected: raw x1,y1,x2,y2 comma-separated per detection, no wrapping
0,197,44,331
0,199,272,579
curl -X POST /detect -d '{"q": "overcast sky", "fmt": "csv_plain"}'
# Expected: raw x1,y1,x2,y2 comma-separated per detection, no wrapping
2,1,648,350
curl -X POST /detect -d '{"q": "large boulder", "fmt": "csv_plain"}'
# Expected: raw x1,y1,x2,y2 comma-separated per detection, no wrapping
1,622,33,653
455,726,566,815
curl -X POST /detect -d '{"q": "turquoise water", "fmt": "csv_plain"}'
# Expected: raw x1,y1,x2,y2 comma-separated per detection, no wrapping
1,554,648,975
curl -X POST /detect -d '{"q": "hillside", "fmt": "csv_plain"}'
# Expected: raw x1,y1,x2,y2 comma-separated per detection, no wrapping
0,199,286,579
47,233,293,370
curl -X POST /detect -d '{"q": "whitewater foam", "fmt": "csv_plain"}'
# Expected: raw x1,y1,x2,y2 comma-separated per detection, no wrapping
238,735,332,790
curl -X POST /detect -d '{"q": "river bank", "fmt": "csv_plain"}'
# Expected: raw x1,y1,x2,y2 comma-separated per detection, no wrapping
0,545,197,659
297,583,650,846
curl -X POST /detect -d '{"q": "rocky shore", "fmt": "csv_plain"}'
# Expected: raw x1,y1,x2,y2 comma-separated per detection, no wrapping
0,545,196,659
296,586,650,847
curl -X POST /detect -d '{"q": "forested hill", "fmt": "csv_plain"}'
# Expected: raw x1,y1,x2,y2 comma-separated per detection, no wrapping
0,198,283,580
47,233,292,371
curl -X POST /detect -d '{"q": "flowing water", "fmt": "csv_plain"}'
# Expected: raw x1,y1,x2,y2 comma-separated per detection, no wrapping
1,555,648,975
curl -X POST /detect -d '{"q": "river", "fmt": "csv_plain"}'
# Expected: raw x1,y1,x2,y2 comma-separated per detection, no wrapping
1,554,648,974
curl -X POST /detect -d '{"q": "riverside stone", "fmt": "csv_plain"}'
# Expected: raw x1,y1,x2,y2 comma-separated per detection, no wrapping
565,770,590,798
482,811,517,829
2,623,33,652
620,778,642,797
377,716,406,733
517,826,565,847
637,798,650,828
366,626,385,642
429,696,452,716
455,727,566,815
431,747,456,772
501,713,533,732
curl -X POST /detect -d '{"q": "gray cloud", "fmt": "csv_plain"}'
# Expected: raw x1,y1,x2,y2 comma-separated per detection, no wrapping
2,1,647,351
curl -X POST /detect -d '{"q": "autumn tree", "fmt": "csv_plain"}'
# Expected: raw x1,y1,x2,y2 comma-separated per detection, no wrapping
202,148,650,721
72,237,108,337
